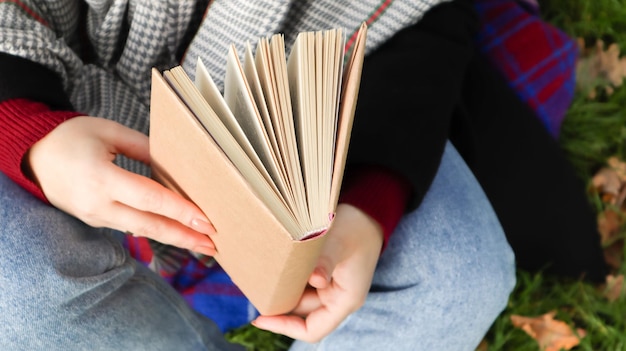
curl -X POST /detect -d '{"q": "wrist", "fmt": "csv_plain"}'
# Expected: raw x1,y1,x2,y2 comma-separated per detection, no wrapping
0,98,82,201
338,166,411,250
335,203,384,254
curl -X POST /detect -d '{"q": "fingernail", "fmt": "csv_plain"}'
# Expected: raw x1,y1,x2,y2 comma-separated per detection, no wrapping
191,217,216,235
193,245,216,256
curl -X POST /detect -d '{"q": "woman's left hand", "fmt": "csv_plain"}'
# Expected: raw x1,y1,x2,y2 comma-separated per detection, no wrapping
252,203,383,343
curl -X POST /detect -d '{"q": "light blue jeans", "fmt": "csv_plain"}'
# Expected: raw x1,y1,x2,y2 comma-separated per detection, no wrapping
0,142,515,350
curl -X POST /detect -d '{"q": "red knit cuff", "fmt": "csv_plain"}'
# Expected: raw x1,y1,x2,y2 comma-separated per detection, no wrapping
0,98,82,202
338,166,412,251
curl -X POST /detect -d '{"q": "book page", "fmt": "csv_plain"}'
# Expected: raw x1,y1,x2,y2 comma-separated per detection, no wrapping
256,35,311,229
223,46,294,207
242,43,298,217
288,31,326,229
163,68,302,237
156,24,367,239
287,29,345,229
194,59,273,185
324,29,345,220
329,23,368,208
243,43,289,185
322,29,344,214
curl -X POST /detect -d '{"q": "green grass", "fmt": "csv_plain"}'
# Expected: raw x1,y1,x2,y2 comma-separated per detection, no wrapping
485,270,626,350
227,1,626,349
559,93,626,182
546,0,626,183
541,0,626,50
226,324,293,351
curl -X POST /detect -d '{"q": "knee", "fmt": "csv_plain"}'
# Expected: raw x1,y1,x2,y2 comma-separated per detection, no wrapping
0,173,134,312
456,235,517,316
0,172,128,274
378,202,516,321
426,211,516,318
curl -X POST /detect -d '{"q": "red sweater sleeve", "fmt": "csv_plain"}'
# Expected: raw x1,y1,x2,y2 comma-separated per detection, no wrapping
0,98,81,202
338,166,411,251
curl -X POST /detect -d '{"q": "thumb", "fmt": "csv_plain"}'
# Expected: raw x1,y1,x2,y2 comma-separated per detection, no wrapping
308,230,346,289
309,257,335,289
308,204,379,289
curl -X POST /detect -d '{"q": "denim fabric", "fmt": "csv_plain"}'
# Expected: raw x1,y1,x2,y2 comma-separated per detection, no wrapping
290,142,516,350
0,173,243,350
0,142,514,350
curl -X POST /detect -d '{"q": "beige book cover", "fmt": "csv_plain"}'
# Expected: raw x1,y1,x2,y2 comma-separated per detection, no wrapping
149,24,367,315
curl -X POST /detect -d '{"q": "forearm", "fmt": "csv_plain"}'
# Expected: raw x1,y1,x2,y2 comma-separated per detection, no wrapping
0,99,81,201
0,53,82,201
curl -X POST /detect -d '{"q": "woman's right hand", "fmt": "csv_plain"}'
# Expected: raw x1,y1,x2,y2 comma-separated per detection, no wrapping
26,116,217,256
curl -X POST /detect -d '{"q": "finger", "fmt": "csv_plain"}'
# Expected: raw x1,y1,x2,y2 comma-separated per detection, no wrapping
308,266,332,289
107,166,215,235
105,201,216,256
253,304,344,343
309,233,346,289
290,288,322,317
98,119,152,164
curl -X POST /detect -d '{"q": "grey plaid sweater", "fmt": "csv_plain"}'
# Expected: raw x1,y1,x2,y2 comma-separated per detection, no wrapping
0,0,447,176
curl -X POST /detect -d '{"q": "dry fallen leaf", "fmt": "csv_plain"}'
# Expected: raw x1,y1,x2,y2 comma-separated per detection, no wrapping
597,209,623,245
591,157,626,268
591,168,623,205
475,338,489,351
607,156,626,182
603,43,626,87
603,274,625,302
616,186,626,210
576,39,626,99
510,311,586,351
603,240,625,270
590,157,626,207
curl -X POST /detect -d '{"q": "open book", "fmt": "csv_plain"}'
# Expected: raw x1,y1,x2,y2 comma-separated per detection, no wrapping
149,23,367,315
